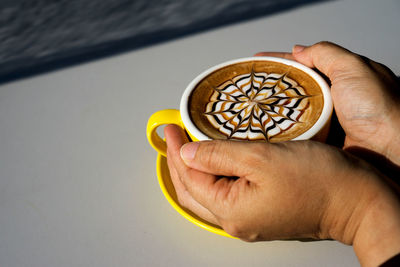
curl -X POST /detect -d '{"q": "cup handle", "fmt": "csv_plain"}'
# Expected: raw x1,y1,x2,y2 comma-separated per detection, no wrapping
146,109,183,157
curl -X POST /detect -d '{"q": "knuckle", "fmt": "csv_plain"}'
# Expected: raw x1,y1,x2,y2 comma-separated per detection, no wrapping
344,54,368,68
199,141,228,170
332,54,370,80
222,221,260,242
199,141,218,167
230,142,274,175
246,144,269,164
313,40,334,50
231,143,267,174
330,54,369,81
241,233,261,242
222,222,243,239
254,142,282,161
176,193,188,208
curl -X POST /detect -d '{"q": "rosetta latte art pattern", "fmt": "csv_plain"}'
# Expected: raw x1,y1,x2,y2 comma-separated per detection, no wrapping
205,72,310,140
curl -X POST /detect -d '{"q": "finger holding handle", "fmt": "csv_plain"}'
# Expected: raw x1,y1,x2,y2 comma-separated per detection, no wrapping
147,109,183,156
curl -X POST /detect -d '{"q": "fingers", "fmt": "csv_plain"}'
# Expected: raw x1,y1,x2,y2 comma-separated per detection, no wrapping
165,125,219,224
168,157,219,224
167,150,217,223
292,41,370,81
254,52,295,60
180,140,268,179
165,125,222,215
256,42,396,86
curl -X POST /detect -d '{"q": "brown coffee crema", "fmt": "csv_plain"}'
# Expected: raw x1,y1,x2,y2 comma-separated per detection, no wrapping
188,61,324,141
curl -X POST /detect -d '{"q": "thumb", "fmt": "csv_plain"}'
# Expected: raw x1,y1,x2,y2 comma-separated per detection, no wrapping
292,41,369,82
180,140,262,177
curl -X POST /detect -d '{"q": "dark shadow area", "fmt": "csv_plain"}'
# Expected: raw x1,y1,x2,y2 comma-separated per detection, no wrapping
345,147,400,192
0,0,332,85
324,111,400,193
325,111,345,148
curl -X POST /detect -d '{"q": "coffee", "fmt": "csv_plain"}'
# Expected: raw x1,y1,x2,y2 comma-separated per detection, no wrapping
188,60,324,141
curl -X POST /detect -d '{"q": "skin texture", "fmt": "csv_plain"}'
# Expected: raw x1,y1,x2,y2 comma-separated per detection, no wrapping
164,42,400,267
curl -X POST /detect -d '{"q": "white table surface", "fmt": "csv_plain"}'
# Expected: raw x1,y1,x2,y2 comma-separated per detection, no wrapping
1,0,399,266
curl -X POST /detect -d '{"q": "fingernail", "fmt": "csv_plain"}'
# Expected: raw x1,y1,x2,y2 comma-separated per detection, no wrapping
181,142,199,162
293,44,306,53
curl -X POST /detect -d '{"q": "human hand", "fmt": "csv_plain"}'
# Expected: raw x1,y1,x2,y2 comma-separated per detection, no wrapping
165,124,400,266
255,42,400,165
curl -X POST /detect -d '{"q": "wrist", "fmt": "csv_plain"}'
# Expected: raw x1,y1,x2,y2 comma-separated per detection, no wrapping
352,181,400,267
319,167,400,267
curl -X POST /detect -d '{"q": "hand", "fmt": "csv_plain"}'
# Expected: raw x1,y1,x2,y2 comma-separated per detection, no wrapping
256,42,400,165
165,124,400,267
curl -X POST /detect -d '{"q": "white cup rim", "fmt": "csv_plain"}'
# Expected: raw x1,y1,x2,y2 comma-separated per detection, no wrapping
180,56,333,141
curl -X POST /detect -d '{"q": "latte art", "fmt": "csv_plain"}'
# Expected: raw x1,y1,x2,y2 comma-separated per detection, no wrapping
205,72,310,140
188,60,325,142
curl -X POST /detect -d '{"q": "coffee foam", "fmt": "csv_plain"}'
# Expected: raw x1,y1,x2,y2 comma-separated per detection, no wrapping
189,61,324,141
